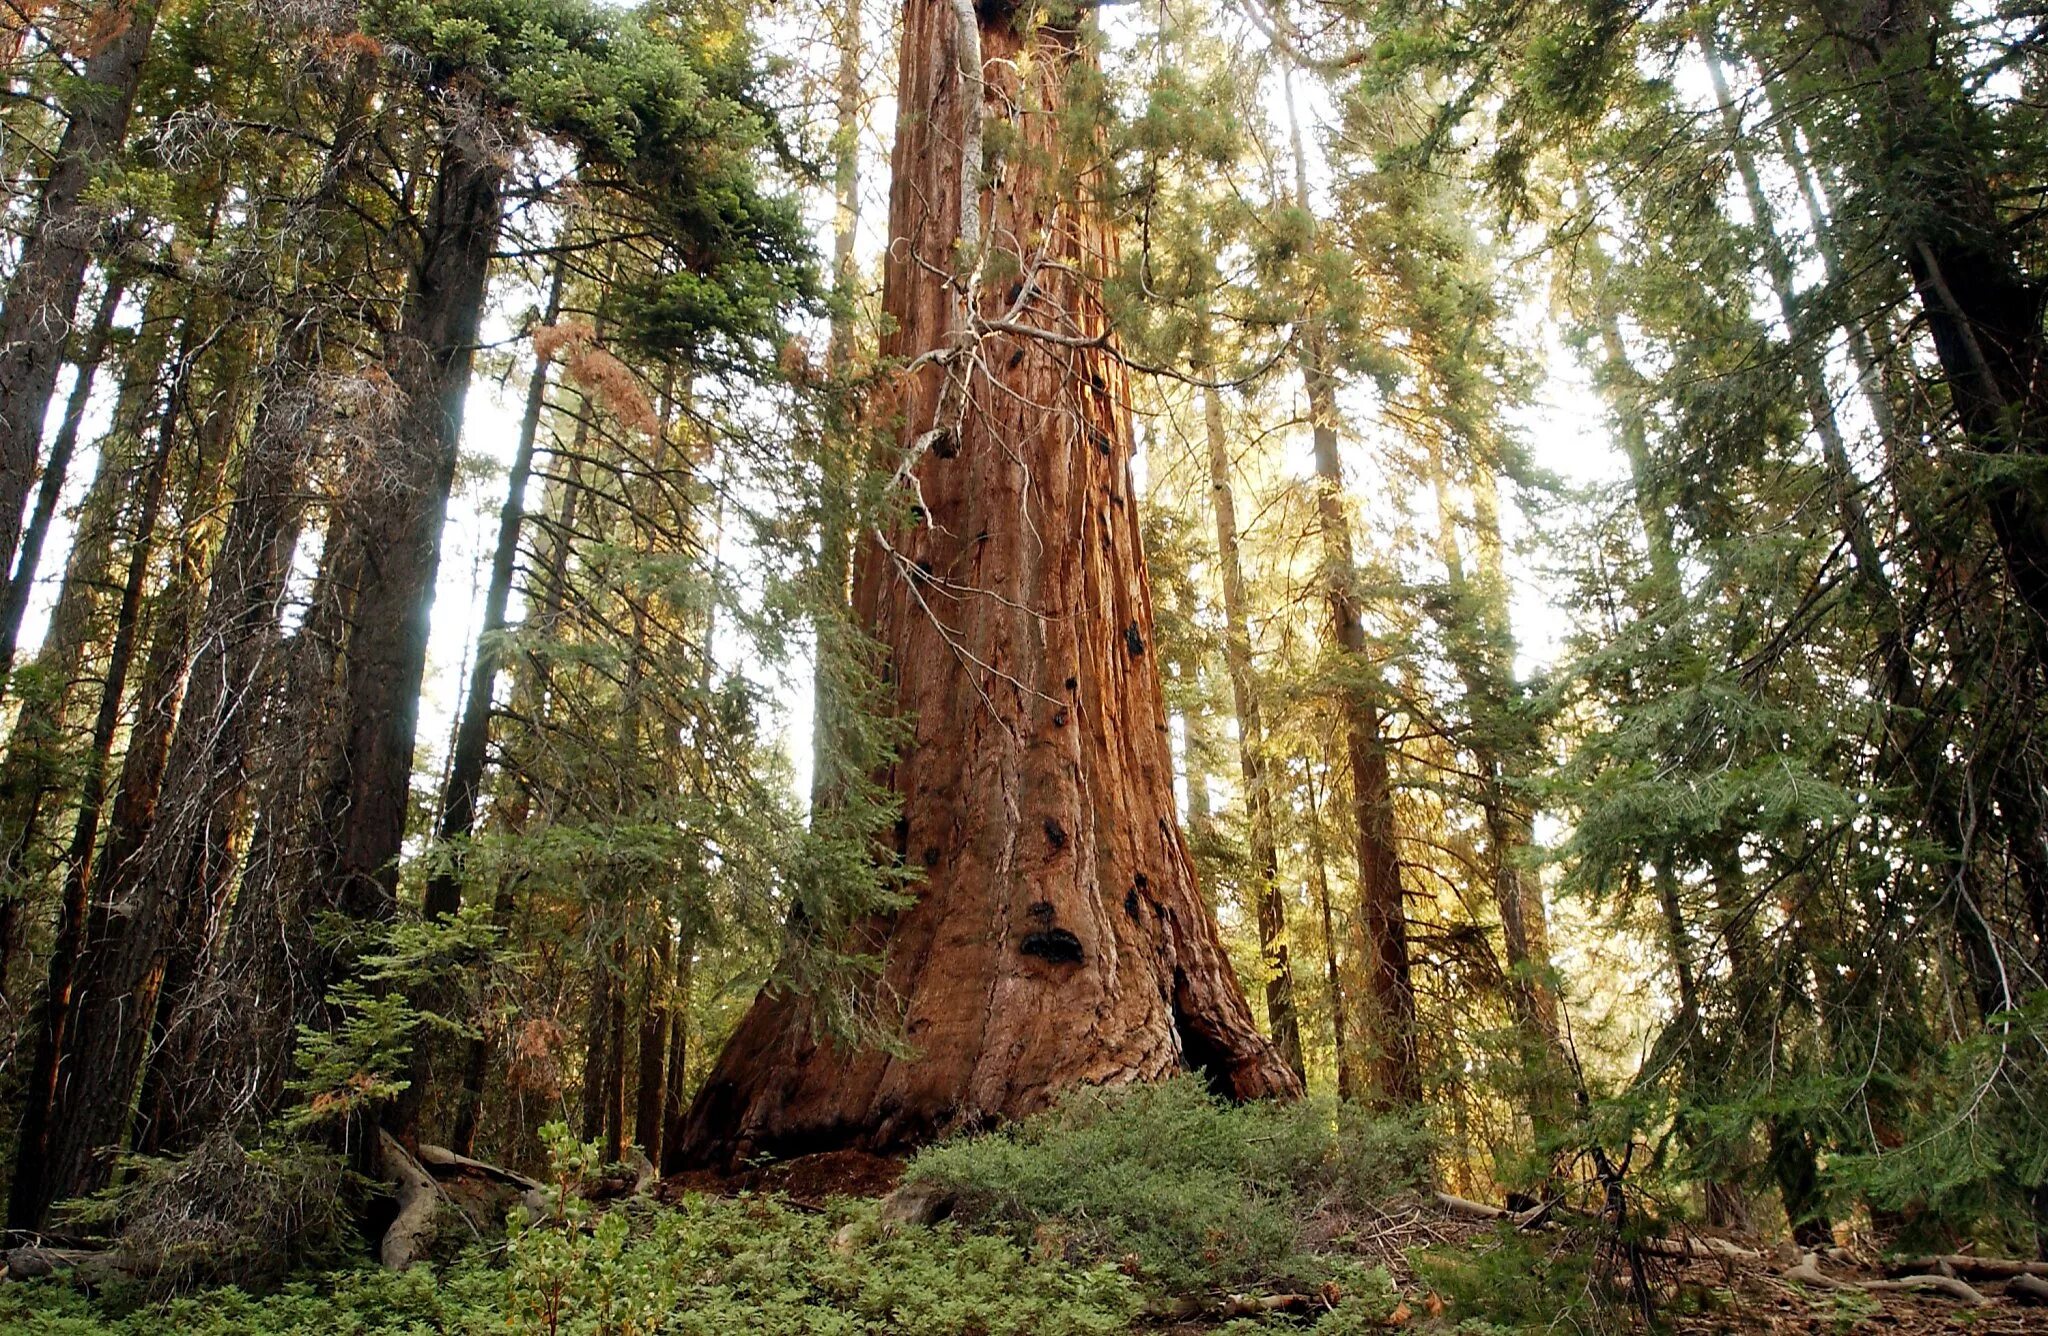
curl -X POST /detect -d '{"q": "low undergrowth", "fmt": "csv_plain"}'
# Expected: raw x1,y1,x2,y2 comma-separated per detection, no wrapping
2,1081,1626,1334
902,1076,1435,1299
3,1193,1143,1336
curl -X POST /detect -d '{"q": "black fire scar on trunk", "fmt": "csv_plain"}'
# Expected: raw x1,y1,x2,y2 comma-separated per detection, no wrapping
1020,928,1084,964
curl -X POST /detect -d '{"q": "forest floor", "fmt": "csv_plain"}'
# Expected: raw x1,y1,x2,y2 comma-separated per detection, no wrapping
1662,1250,2048,1335
660,1145,2048,1334
10,1083,2048,1333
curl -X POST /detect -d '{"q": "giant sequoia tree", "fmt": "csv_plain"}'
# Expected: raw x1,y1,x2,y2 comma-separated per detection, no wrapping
678,0,1300,1165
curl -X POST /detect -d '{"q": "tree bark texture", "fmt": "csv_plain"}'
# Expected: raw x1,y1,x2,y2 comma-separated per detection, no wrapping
677,0,1299,1168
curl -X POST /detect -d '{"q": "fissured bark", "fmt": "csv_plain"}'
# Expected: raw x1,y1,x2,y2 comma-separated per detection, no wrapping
678,0,1300,1167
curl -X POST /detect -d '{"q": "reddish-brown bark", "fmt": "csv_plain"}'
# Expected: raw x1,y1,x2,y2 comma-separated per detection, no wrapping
678,0,1298,1167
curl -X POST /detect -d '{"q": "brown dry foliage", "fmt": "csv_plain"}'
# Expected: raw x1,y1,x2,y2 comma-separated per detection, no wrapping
534,320,661,436
507,1016,568,1098
66,0,135,59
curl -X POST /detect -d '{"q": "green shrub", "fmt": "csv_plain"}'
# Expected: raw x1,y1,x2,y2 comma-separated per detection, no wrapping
1413,1227,1621,1334
900,1075,1432,1297
0,1265,495,1335
1,1189,1139,1335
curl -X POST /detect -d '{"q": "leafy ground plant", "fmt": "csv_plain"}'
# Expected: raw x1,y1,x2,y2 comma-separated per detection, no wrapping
900,1075,1432,1300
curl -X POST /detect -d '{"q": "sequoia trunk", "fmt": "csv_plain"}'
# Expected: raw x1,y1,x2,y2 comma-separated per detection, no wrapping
677,0,1299,1166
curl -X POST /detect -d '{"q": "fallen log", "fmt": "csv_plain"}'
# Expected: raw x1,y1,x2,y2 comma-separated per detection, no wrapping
1147,1292,1313,1321
416,1141,550,1217
1434,1191,1549,1230
3,1247,133,1285
1637,1234,1763,1262
1887,1254,2048,1281
2010,1274,2048,1306
1785,1252,1988,1306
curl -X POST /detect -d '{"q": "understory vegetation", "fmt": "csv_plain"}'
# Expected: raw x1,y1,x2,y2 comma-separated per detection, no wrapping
0,1082,1641,1335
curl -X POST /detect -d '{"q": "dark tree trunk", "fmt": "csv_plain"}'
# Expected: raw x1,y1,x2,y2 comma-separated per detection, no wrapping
581,936,614,1147
317,119,503,947
1304,770,1355,1100
0,277,125,697
424,258,565,923
634,931,672,1161
9,338,183,1230
658,935,691,1174
398,257,562,1144
676,0,1298,1168
604,936,627,1162
1819,0,2048,646
0,2,156,583
190,523,364,1133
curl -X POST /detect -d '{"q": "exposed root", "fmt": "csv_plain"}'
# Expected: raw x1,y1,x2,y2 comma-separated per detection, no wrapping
376,1130,442,1270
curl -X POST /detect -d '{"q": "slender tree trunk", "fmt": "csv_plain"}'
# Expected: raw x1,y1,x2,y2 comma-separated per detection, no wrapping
1202,378,1303,1081
447,426,591,1156
1304,769,1354,1100
0,286,137,995
1427,453,1564,1133
9,334,184,1229
1756,78,1898,443
396,257,564,1144
1173,577,1215,845
424,258,567,922
658,930,691,1173
634,930,671,1160
605,935,627,1162
811,0,864,815
0,2,156,583
677,0,1298,1168
581,934,613,1145
1285,73,1417,1109
1308,366,1419,1110
0,277,125,695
